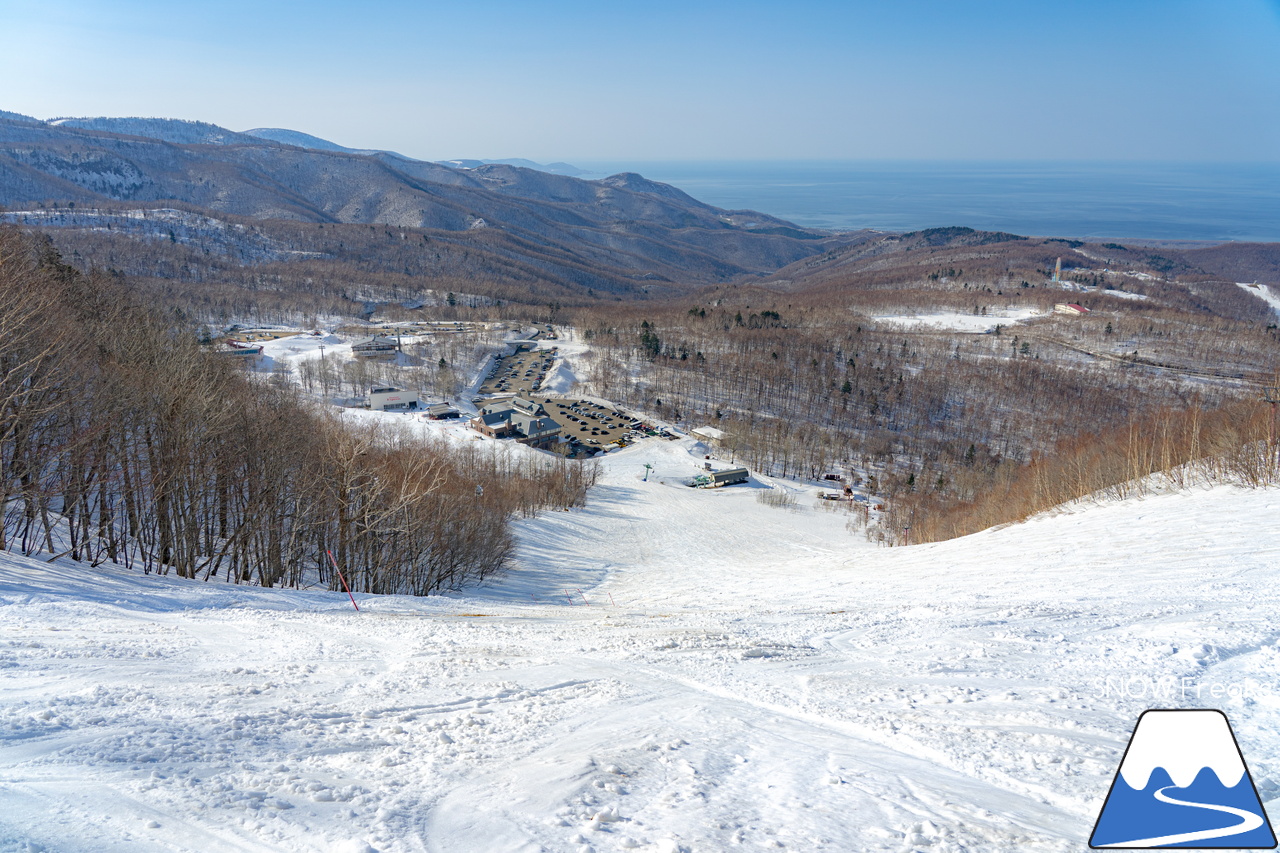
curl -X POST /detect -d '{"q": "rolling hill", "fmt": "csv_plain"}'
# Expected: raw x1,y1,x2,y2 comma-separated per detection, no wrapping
0,113,833,297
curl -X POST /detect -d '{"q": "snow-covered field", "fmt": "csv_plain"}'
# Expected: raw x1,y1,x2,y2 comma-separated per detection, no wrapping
1098,288,1149,301
3,436,1280,852
870,308,1042,333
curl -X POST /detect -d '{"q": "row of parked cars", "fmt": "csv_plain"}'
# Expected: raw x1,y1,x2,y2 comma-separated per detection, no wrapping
552,399,650,453
555,400,636,428
487,347,559,394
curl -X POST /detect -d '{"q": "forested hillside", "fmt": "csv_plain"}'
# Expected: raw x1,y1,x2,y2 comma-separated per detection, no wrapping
568,255,1280,542
0,115,835,298
4,112,1280,552
0,229,595,592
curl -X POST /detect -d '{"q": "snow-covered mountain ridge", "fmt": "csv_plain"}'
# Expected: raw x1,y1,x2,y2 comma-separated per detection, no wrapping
47,115,262,146
21,113,584,176
0,110,822,293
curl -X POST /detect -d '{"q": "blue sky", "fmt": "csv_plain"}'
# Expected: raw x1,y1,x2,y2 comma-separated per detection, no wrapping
3,0,1278,162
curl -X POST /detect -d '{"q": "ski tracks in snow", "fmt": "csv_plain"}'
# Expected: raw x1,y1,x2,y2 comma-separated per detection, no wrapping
5,439,1280,851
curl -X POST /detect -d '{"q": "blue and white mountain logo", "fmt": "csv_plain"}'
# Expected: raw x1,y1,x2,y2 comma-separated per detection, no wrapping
1091,709,1276,848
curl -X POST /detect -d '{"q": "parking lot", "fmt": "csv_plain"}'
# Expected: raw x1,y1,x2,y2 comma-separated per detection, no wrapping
541,397,633,447
526,396,667,455
478,346,558,396
475,344,669,455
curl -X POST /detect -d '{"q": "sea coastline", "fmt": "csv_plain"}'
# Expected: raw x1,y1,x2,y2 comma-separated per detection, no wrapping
575,159,1280,244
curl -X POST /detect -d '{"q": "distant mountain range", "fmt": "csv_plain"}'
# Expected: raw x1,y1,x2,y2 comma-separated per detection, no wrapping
47,116,260,146
22,114,587,176
0,110,834,295
436,158,587,176
7,110,1271,306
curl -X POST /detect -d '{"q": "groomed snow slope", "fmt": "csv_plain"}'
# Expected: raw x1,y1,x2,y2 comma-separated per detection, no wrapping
1238,281,1280,318
3,437,1280,852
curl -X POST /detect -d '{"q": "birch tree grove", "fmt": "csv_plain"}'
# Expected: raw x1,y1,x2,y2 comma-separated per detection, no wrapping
0,230,594,593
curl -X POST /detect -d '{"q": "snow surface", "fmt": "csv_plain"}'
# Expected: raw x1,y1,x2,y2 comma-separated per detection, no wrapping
255,331,350,365
1099,289,1148,302
3,436,1280,852
1238,282,1280,318
871,308,1042,333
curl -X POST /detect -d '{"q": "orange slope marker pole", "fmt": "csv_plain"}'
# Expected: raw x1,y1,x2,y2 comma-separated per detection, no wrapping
326,550,360,612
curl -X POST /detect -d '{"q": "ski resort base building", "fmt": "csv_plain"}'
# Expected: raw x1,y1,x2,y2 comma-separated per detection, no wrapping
368,386,419,411
351,334,401,357
470,397,562,450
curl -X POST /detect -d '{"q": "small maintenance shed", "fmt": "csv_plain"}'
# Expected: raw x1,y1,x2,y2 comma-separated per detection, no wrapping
425,402,460,419
710,467,750,487
691,425,726,447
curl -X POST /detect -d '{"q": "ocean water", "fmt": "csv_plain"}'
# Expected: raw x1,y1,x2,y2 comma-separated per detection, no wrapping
576,161,1280,243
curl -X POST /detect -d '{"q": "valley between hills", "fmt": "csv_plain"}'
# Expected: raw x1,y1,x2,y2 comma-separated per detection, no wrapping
2,109,1280,852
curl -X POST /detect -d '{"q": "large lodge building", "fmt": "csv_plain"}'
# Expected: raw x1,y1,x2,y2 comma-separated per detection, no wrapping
470,397,562,450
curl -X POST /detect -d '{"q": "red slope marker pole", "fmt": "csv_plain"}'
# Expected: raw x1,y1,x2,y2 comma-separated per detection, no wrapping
326,550,360,612
578,588,590,606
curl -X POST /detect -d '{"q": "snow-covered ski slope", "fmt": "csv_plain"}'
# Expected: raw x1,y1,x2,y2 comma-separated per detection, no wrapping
3,436,1280,852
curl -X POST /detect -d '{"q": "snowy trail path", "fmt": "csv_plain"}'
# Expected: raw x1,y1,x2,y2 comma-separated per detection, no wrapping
4,436,1280,851
423,649,1075,852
